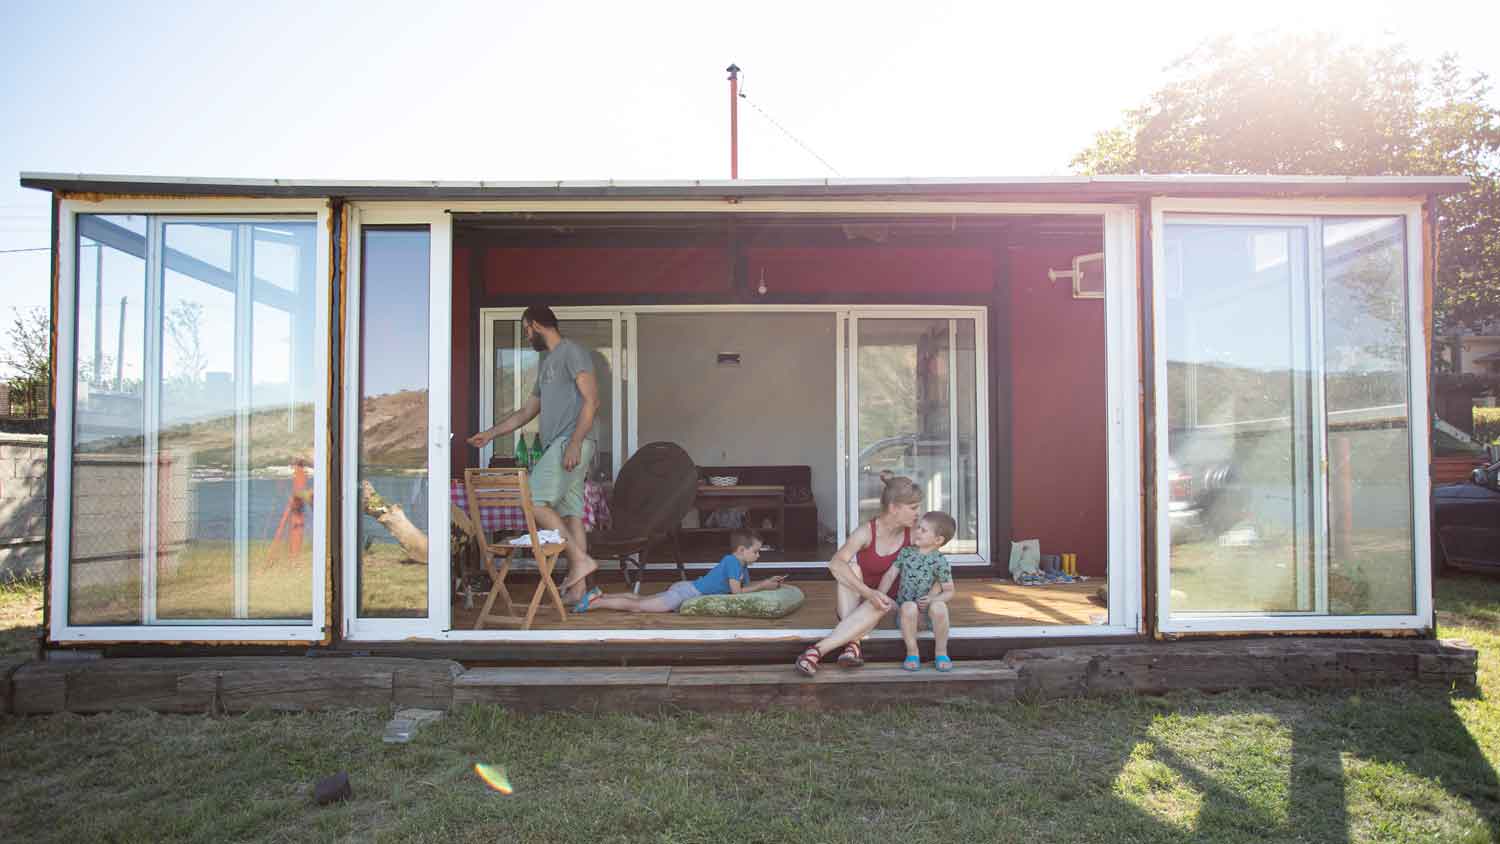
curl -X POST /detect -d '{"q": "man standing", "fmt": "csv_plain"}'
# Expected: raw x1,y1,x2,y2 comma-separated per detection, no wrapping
467,306,599,604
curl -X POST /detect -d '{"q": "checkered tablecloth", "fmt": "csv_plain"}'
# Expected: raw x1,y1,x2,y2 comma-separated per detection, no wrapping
450,479,610,534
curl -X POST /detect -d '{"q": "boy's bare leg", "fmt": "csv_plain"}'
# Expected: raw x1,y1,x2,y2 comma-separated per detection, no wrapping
929,601,951,660
530,504,597,602
813,600,888,657
899,602,920,658
591,591,676,613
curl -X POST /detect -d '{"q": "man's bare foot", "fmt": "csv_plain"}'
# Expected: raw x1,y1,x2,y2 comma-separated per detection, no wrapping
560,555,598,602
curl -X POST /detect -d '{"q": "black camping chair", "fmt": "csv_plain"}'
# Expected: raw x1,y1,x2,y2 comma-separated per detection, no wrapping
587,441,700,590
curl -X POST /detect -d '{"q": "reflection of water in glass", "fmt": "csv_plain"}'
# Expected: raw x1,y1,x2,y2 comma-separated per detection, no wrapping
188,474,428,542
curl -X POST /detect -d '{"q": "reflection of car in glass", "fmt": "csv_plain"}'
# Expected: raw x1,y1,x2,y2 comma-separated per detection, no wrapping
857,434,975,531
1165,444,1246,545
1434,461,1500,571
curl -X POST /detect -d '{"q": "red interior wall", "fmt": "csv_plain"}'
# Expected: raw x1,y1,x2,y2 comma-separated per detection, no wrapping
482,247,732,295
451,242,475,479
744,246,993,293
1008,245,1109,576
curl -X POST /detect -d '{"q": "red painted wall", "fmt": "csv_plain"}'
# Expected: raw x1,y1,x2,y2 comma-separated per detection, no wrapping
1008,245,1109,576
744,246,993,294
451,243,475,478
482,247,732,296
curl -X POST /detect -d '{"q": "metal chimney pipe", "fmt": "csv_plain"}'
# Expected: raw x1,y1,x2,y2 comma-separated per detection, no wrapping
726,64,740,179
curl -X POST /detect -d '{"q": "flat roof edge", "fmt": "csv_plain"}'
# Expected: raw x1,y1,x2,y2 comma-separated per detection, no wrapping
19,171,1471,200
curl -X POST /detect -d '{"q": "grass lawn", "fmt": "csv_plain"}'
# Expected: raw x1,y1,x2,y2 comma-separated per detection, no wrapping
2,576,1499,843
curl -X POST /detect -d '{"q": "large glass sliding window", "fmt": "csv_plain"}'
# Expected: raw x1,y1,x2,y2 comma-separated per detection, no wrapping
1160,214,1417,625
66,214,320,626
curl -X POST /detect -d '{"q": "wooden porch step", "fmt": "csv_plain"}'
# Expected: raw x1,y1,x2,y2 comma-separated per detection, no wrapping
451,661,1019,713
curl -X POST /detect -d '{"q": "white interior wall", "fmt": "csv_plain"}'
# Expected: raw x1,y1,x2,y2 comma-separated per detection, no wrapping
637,313,838,541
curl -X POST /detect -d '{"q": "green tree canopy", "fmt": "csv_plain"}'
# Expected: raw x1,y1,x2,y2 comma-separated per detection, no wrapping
1073,33,1500,333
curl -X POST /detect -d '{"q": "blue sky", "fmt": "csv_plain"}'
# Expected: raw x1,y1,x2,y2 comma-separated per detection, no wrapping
2,0,1498,374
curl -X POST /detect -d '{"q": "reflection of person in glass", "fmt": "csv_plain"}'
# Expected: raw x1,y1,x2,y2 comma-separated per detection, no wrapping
467,306,600,603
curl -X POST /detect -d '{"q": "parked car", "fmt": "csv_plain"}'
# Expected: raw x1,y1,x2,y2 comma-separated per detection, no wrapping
1434,460,1500,571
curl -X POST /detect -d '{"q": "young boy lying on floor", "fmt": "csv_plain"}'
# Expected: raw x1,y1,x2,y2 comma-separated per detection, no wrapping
573,529,786,613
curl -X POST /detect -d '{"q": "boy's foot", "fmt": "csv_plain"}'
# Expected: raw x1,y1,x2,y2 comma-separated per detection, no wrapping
571,586,603,613
902,655,921,672
795,647,822,676
935,655,954,672
836,641,864,668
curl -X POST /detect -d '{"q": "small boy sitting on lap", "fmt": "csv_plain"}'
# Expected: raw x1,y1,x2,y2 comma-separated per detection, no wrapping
876,511,957,672
575,529,785,614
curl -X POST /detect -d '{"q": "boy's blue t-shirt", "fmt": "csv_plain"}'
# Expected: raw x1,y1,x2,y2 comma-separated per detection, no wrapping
693,554,749,596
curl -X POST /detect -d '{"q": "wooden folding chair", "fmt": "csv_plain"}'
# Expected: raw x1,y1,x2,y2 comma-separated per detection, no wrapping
463,468,570,630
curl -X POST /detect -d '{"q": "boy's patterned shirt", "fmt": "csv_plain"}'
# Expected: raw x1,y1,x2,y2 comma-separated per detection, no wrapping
893,546,952,604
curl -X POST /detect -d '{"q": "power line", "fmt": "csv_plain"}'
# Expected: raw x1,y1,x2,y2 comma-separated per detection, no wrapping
0,247,50,254
737,78,842,177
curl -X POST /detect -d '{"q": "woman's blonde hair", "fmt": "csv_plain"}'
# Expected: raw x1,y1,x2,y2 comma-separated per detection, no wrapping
879,472,923,513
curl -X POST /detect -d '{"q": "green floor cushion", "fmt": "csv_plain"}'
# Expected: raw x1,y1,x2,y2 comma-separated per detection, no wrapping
679,585,805,619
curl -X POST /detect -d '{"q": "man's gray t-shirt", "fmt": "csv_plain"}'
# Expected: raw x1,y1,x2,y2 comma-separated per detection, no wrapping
531,338,596,448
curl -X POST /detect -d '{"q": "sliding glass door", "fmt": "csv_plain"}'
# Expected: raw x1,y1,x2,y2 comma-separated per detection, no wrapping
1155,209,1426,631
343,208,451,639
57,210,327,639
847,311,987,560
479,310,626,483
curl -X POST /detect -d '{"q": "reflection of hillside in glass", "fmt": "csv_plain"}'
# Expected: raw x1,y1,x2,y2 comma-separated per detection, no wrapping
1167,362,1410,431
140,402,318,471
359,389,430,470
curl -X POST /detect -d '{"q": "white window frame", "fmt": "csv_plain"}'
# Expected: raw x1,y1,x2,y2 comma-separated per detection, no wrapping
342,204,453,641
1150,197,1432,634
49,198,332,643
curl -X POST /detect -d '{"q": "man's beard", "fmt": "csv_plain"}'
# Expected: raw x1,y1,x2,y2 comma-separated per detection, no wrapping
529,333,548,352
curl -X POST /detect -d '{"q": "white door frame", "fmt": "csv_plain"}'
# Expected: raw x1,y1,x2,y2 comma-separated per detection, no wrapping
342,204,453,641
1150,198,1432,634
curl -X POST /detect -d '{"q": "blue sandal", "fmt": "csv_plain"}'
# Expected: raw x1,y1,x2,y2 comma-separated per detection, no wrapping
902,655,921,672
935,655,954,672
572,586,602,613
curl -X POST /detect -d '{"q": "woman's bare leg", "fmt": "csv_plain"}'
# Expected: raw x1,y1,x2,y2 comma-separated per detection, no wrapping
899,602,920,658
835,562,866,622
813,600,888,656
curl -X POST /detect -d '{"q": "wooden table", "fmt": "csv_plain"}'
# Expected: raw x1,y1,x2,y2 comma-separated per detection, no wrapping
687,484,786,548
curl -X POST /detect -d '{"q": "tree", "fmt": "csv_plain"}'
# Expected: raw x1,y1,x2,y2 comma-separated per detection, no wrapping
1,306,50,416
1073,33,1500,333
164,300,208,386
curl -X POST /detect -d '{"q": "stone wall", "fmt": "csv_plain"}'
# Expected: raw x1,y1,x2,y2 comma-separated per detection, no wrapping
0,434,47,580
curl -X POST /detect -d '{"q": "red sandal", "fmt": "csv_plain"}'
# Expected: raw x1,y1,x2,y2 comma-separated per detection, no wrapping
795,646,822,676
836,641,864,668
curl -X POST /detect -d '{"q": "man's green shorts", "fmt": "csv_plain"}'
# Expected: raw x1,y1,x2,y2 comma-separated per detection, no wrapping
529,437,594,519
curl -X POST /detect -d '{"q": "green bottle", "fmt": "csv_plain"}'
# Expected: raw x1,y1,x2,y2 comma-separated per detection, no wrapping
531,433,546,465
516,434,531,469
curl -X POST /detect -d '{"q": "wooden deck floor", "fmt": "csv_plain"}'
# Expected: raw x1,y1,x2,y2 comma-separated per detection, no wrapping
452,578,1107,631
